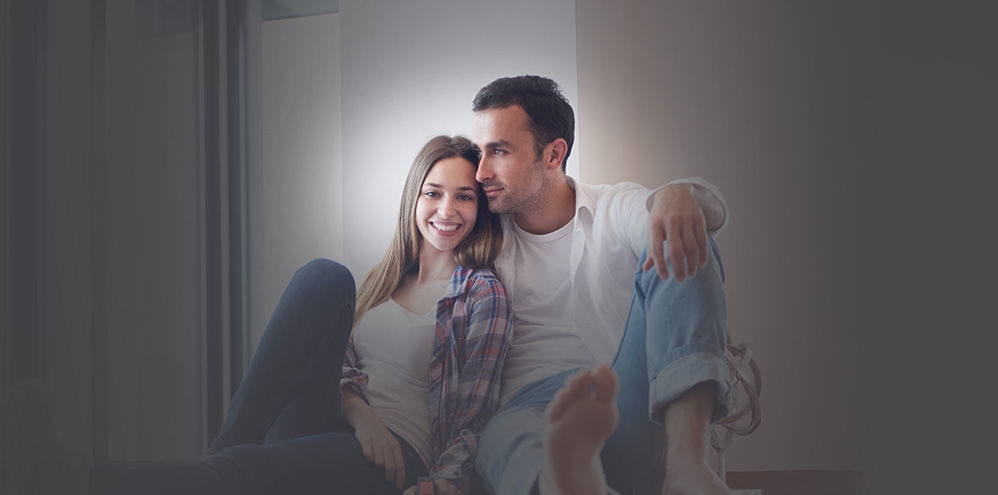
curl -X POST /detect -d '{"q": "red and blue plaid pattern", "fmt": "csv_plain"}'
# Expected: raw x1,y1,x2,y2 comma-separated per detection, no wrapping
342,267,512,494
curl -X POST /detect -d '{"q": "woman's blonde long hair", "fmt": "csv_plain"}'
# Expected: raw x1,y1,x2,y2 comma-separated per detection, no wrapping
353,135,503,326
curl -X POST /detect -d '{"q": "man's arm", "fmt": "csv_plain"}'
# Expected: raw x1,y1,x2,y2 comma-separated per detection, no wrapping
643,178,728,282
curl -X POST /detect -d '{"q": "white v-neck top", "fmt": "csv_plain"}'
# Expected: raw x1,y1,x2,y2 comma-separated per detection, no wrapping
352,298,436,468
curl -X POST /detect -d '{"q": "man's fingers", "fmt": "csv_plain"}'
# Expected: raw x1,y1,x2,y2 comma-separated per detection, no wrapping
680,223,700,279
646,221,669,278
665,218,687,281
693,217,708,268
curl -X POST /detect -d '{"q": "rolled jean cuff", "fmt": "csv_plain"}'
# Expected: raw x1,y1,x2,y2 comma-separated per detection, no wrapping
649,350,731,423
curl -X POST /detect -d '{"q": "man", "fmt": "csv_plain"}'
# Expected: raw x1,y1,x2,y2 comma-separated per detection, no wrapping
469,75,732,495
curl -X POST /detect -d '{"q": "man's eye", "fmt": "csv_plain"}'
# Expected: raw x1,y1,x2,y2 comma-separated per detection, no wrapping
492,148,505,156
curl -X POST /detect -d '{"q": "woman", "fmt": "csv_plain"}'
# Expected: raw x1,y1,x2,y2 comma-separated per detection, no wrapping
90,135,511,495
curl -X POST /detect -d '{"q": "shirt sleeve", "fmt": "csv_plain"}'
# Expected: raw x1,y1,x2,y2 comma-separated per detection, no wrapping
427,272,513,494
340,339,368,400
645,176,729,233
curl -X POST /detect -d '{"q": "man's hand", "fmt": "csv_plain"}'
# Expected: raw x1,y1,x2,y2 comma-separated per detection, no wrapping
402,478,462,495
642,184,709,282
352,411,407,490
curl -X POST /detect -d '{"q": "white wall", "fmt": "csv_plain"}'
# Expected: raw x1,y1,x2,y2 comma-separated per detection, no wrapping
248,0,579,347
338,0,579,277
576,0,880,473
250,12,344,355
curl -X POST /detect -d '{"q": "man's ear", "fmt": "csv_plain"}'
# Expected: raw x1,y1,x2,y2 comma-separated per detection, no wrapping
545,138,568,171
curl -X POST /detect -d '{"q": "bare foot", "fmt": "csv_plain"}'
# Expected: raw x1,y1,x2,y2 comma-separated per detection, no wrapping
658,382,733,495
541,365,619,495
661,459,733,495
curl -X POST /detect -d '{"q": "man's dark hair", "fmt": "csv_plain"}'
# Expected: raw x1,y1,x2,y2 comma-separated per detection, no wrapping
472,75,575,171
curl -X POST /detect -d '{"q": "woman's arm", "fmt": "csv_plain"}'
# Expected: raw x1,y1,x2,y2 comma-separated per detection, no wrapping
340,340,408,490
424,271,513,494
341,381,409,491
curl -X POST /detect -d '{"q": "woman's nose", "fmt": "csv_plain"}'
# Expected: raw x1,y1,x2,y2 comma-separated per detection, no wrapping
438,196,456,216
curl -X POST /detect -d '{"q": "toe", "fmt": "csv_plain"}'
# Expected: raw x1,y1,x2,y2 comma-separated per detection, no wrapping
591,365,618,402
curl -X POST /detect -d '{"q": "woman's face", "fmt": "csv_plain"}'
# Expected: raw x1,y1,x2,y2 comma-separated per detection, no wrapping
414,157,480,255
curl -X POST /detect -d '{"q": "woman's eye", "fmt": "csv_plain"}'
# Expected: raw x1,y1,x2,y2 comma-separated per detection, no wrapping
459,194,475,201
424,191,439,198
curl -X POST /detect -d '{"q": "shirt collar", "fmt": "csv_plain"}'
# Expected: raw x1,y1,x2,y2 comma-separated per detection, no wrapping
566,176,595,229
443,265,475,299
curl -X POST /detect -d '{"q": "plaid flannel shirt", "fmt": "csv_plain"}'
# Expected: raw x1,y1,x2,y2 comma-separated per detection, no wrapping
341,266,512,494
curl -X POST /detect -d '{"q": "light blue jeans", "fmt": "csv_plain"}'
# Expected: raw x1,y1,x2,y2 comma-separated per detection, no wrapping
476,238,731,495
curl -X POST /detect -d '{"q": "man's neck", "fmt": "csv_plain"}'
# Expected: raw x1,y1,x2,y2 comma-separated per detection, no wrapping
513,177,576,235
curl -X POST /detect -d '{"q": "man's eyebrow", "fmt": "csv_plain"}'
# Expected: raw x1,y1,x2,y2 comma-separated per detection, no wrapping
482,140,511,149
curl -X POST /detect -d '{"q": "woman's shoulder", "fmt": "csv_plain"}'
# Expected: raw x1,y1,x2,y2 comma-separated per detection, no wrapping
454,266,506,294
455,268,511,324
467,266,499,280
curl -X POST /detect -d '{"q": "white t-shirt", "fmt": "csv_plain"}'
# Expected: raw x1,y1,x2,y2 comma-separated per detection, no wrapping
499,218,596,404
495,177,727,404
352,298,436,469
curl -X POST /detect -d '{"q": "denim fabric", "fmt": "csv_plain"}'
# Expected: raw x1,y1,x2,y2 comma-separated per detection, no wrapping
476,239,730,495
474,368,582,495
90,430,425,495
89,259,428,495
212,258,357,450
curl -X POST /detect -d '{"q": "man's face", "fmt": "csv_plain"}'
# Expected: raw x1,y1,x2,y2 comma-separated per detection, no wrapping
470,105,547,215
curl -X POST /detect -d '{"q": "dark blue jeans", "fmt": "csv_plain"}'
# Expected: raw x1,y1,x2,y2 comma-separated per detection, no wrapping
89,259,427,495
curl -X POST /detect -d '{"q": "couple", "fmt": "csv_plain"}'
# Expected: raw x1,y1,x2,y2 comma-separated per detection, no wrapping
90,75,732,495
